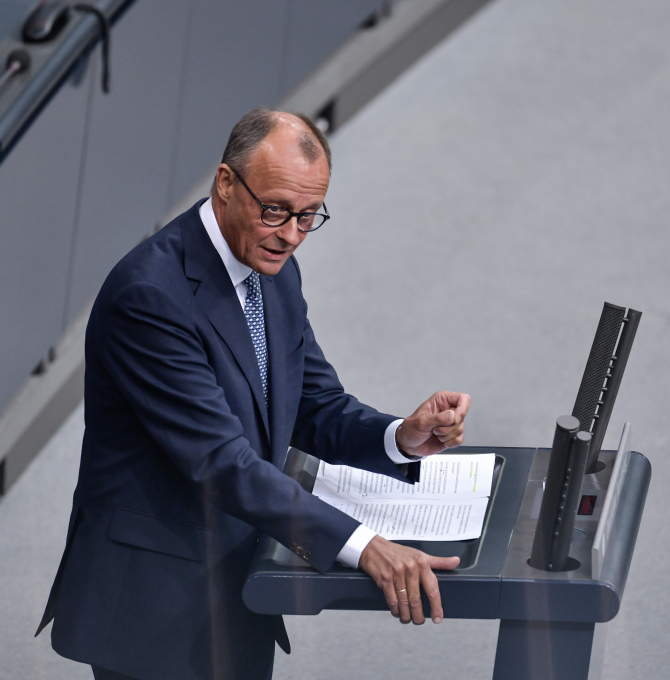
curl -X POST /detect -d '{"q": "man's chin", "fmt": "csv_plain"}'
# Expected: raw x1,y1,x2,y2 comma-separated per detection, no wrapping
255,253,290,276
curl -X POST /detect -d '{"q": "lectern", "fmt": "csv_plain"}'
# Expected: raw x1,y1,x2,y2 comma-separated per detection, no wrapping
244,428,649,680
243,302,650,680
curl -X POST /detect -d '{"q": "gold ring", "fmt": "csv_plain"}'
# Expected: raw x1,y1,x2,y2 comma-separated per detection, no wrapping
395,588,407,594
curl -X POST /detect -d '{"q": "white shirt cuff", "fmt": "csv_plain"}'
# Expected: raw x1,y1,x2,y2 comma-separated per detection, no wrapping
336,524,377,569
384,418,416,464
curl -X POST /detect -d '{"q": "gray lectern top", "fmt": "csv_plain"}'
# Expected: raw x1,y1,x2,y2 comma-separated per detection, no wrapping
243,443,650,624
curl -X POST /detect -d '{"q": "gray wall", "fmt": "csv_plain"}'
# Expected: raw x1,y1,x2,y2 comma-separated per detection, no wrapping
0,0,384,416
0,66,92,417
64,0,191,323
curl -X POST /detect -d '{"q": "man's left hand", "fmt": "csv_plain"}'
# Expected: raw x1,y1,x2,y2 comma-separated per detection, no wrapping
396,391,471,458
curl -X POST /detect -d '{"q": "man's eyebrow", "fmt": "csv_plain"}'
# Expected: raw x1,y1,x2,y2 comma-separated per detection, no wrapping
263,195,323,212
299,200,324,212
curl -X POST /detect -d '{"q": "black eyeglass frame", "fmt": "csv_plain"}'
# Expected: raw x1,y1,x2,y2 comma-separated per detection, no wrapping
232,169,330,232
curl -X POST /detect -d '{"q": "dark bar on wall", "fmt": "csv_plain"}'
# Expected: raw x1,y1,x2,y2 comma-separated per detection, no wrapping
0,0,135,161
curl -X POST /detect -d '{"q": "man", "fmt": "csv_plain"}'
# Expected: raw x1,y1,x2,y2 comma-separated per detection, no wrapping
37,108,470,680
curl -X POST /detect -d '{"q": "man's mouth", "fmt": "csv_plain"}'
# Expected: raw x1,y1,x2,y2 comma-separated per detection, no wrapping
261,246,290,260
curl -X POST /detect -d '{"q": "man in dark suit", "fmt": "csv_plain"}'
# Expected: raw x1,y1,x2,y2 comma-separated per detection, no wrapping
37,108,470,680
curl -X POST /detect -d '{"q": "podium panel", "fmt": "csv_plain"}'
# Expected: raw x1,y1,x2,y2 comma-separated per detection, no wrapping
243,441,650,680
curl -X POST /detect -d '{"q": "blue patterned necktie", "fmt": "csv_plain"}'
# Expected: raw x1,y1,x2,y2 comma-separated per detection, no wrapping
243,272,268,405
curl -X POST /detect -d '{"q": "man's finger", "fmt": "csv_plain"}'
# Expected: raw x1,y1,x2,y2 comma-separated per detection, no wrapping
421,410,458,431
433,391,470,412
381,582,400,619
393,579,411,624
420,565,443,624
453,393,471,418
406,568,425,625
433,392,471,419
432,423,464,436
443,434,464,448
436,425,465,443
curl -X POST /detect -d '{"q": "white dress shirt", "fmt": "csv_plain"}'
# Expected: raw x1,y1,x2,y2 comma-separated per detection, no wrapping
199,198,412,568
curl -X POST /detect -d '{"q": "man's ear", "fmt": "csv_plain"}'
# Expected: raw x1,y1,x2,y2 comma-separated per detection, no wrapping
215,164,235,206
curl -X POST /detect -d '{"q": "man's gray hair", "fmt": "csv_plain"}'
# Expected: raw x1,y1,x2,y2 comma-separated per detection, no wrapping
211,107,331,195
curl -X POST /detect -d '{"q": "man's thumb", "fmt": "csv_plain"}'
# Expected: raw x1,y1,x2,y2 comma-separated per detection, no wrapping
425,410,455,430
429,556,460,571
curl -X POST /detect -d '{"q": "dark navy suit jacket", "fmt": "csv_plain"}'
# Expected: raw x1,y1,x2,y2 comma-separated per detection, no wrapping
37,201,417,680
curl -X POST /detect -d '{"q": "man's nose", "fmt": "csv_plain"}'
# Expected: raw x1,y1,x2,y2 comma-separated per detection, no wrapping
276,215,302,246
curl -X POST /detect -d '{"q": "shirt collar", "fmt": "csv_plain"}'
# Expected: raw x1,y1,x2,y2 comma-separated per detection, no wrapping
199,197,252,287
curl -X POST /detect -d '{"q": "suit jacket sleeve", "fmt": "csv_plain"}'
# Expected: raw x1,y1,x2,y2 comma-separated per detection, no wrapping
99,279,361,573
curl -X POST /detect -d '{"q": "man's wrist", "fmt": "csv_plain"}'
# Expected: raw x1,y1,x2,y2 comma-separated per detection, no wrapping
395,422,417,458
384,419,417,464
336,525,377,568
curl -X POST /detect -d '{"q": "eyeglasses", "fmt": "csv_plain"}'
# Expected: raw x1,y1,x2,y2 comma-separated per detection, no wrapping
233,170,330,232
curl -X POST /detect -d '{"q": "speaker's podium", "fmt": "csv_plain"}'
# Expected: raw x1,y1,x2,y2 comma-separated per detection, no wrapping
244,303,650,680
244,428,649,680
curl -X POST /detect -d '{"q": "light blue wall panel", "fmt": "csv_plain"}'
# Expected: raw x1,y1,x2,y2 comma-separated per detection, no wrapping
167,0,290,207
64,0,190,324
280,0,384,96
0,69,91,414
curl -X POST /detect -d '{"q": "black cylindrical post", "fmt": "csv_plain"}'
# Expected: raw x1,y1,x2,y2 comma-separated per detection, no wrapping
548,431,591,570
529,415,580,571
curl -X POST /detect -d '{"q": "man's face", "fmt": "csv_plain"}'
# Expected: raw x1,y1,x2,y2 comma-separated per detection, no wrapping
213,125,330,276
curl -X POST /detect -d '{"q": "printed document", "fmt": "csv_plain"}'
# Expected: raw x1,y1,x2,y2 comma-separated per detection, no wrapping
313,453,496,541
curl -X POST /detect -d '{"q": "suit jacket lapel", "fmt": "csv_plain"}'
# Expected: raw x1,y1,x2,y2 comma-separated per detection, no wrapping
181,204,270,440
261,276,287,468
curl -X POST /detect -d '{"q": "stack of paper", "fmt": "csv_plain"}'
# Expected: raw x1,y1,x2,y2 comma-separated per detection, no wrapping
313,453,496,541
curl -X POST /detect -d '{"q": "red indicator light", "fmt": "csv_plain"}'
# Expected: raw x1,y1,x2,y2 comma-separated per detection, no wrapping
578,495,597,516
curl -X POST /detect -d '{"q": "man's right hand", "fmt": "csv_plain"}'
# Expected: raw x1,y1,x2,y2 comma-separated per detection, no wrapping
358,535,459,625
